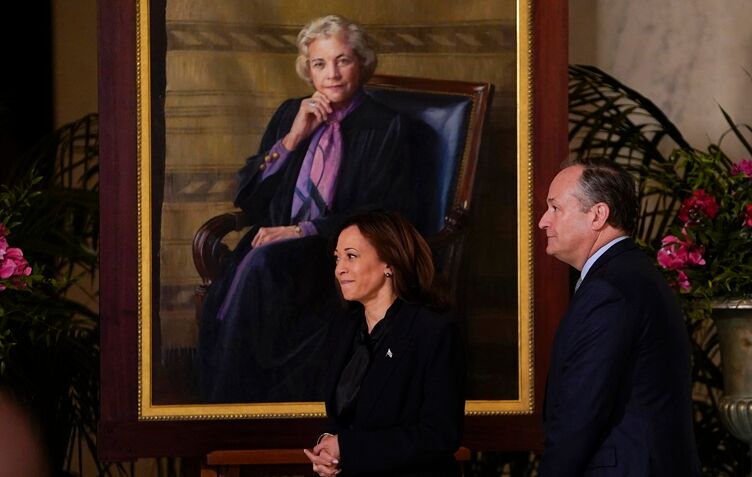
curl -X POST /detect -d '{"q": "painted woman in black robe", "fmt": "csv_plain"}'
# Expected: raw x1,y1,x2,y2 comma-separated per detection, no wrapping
198,15,412,403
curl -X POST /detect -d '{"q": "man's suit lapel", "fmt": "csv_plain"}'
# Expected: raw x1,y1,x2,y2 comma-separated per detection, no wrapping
553,237,638,399
576,237,637,294
354,302,419,421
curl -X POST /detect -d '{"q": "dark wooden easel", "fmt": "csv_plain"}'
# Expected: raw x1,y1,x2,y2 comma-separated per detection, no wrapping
97,0,570,463
200,447,472,477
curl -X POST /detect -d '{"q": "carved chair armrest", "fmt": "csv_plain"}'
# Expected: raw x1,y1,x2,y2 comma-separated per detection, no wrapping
192,211,251,284
427,207,470,251
192,206,468,291
427,207,471,288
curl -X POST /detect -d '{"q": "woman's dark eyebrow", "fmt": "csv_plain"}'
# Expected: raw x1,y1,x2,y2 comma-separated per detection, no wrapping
333,247,358,253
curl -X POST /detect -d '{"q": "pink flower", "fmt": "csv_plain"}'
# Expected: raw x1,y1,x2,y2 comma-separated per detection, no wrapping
5,247,23,261
0,259,17,279
5,247,23,260
745,204,752,228
0,227,33,292
17,259,31,277
5,248,31,276
676,270,691,292
657,234,706,270
731,159,752,177
0,245,32,287
678,189,719,224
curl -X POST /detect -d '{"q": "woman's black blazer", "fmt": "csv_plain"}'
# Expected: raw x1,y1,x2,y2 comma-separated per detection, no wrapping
324,301,466,477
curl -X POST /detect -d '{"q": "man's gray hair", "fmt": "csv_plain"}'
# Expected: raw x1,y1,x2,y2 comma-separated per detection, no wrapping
563,157,639,236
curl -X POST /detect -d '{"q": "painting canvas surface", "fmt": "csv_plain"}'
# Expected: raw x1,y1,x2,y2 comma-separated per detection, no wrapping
150,0,521,408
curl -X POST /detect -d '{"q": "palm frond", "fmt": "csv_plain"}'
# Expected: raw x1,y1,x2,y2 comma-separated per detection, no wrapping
569,64,689,244
719,106,752,157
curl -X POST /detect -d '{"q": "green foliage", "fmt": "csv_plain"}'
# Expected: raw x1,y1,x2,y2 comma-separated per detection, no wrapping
568,65,751,476
0,174,43,230
0,113,104,475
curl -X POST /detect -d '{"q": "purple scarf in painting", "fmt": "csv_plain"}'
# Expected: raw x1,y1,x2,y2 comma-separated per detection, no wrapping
290,91,364,222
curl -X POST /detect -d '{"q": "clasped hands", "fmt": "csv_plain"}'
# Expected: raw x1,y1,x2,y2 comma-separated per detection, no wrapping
303,433,341,477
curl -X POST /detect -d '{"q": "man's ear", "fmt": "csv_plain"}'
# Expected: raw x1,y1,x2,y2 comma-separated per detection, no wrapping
591,202,611,230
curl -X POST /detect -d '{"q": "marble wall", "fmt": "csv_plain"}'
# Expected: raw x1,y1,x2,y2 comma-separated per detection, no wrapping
570,0,752,159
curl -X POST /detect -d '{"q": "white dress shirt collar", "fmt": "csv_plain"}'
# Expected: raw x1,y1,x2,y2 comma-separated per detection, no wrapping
576,235,629,290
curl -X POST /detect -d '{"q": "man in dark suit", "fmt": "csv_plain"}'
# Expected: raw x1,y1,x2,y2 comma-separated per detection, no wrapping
537,158,700,476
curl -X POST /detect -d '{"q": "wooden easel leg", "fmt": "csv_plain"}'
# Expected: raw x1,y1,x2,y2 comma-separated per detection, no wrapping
199,463,217,477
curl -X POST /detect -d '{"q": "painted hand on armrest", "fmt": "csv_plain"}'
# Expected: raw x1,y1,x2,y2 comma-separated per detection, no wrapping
251,226,301,247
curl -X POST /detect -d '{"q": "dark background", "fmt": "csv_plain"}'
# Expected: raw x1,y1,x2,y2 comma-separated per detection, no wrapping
0,2,53,184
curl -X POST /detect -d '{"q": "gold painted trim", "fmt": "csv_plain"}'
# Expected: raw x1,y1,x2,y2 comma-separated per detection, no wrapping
519,0,535,414
137,0,152,419
137,0,535,419
465,0,534,416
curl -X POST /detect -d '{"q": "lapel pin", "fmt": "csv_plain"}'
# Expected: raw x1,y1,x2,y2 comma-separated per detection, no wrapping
386,348,393,358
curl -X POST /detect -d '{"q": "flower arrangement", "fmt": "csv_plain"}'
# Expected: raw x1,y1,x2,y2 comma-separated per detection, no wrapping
655,146,752,305
0,113,106,475
0,176,43,297
0,223,33,292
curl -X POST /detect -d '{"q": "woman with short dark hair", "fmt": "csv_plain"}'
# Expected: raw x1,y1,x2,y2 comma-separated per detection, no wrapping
304,210,465,477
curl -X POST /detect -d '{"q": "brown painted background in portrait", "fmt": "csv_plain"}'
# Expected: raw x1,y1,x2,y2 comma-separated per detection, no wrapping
154,0,518,405
99,0,568,459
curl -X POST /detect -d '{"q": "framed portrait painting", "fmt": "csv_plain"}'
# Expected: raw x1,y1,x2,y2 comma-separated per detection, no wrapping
98,0,569,459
